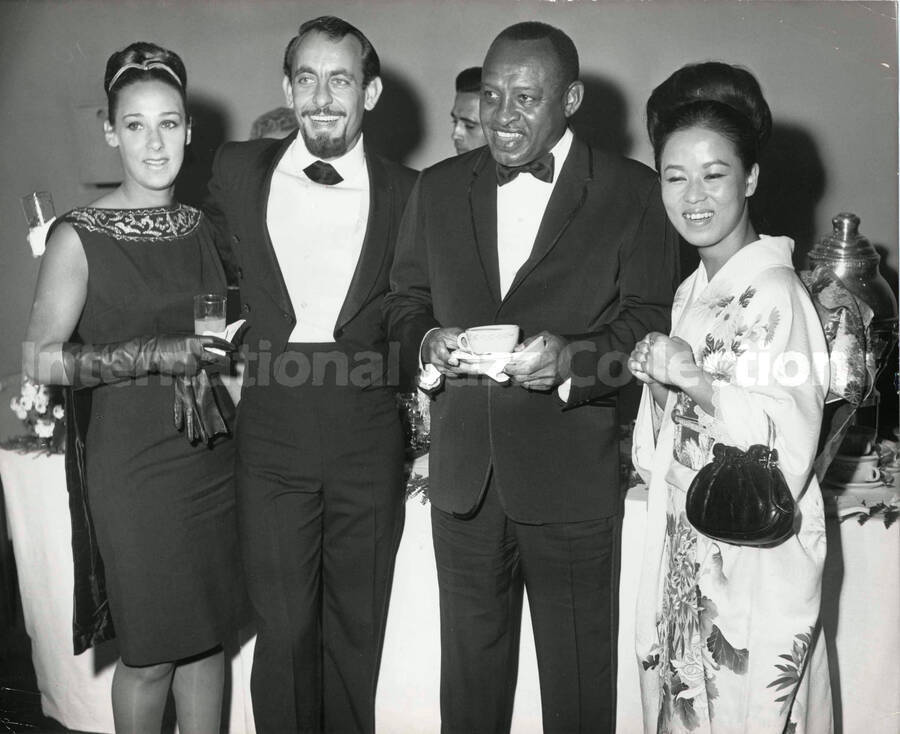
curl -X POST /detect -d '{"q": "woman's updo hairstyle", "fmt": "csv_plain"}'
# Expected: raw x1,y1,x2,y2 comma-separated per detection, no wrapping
104,41,187,123
646,61,771,172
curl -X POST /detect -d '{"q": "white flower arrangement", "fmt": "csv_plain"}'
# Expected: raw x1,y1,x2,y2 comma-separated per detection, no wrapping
4,376,66,454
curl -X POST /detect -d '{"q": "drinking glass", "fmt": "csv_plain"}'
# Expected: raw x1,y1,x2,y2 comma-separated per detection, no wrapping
194,294,227,335
21,191,56,257
21,191,55,228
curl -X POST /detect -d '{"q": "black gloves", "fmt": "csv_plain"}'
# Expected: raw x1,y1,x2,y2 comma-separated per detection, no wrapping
173,370,235,445
63,335,234,388
63,335,236,445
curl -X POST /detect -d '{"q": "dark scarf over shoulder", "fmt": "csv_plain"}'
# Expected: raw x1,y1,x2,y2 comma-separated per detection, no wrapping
64,385,115,653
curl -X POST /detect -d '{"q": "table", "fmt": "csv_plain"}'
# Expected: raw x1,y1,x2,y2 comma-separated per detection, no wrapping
2,448,897,733
820,483,900,734
0,450,116,733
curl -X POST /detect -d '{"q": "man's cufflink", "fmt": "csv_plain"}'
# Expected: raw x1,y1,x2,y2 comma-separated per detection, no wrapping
417,363,444,395
556,377,572,404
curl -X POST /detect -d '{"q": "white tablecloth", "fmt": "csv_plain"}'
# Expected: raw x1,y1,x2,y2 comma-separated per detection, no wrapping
0,450,116,733
820,484,900,734
2,448,898,733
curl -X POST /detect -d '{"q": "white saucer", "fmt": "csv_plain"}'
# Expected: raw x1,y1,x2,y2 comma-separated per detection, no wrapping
453,351,515,364
833,452,878,462
823,478,886,491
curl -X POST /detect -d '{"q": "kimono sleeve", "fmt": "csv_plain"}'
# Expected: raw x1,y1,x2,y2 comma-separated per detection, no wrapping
704,268,829,481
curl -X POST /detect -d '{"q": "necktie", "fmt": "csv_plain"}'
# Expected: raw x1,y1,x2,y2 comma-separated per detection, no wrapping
304,160,343,185
495,153,554,186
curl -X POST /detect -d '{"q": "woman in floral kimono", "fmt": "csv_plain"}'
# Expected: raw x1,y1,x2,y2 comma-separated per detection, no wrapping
628,62,832,733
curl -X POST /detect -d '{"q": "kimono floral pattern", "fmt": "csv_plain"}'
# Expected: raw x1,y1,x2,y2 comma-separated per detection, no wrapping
767,627,816,715
672,286,781,471
642,513,751,732
697,286,781,377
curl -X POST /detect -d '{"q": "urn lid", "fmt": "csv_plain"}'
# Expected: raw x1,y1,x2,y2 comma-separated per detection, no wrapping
809,213,878,264
806,212,897,321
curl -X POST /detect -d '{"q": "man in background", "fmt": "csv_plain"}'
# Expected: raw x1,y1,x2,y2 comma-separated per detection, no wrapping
248,105,298,140
450,66,486,154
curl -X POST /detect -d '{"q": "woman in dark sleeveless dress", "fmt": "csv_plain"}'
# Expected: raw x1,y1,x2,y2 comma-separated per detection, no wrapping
23,42,241,733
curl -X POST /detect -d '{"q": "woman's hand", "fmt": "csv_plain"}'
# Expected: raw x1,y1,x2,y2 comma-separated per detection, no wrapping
630,333,694,410
633,332,716,414
635,332,697,387
629,332,695,385
628,335,656,384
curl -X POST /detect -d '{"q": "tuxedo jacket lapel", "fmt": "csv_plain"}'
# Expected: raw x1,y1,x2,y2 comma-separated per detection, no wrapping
467,149,501,304
504,137,592,301
255,132,297,320
335,149,394,330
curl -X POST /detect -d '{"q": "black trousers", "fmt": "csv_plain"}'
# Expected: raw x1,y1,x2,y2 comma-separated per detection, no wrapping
431,479,620,734
235,345,406,734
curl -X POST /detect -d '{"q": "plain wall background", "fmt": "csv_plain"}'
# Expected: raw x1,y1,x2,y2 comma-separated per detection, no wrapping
1,0,897,388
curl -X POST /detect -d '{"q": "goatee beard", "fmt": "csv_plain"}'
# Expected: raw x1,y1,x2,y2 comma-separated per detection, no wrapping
301,129,349,160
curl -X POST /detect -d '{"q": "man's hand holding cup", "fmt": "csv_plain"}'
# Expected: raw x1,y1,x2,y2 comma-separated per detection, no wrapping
504,331,569,391
423,324,523,378
421,327,467,376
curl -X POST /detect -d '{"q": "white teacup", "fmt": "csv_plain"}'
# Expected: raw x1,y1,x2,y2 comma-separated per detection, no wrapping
457,325,520,354
828,452,881,484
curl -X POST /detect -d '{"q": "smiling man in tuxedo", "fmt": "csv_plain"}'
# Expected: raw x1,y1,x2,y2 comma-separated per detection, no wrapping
205,15,415,734
384,21,679,733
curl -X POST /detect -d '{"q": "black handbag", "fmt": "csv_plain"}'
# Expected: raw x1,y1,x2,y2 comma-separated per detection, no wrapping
683,415,796,547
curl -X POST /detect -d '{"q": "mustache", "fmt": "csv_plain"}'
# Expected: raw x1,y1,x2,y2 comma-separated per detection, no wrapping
301,107,346,118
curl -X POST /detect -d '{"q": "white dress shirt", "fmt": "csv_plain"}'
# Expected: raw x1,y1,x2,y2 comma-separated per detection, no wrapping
496,128,573,297
267,134,369,342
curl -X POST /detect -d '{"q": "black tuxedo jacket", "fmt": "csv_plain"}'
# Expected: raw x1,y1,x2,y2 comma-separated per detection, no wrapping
384,138,680,522
205,133,417,388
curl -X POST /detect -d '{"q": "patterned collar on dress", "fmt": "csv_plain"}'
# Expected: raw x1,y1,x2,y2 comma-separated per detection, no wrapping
65,204,201,241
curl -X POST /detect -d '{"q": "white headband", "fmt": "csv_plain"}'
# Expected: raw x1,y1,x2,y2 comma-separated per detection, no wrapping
108,60,183,92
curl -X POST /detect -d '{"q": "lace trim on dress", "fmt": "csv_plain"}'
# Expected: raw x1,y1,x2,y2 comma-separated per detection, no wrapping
65,205,201,241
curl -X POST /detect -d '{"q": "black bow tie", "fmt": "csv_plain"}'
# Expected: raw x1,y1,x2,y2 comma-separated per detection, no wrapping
304,160,343,185
496,153,554,186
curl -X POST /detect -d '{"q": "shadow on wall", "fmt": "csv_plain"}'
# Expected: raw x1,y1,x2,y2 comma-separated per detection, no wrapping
573,74,701,282
570,72,634,158
752,122,827,269
570,74,645,424
366,67,424,166
175,92,230,208
175,92,237,289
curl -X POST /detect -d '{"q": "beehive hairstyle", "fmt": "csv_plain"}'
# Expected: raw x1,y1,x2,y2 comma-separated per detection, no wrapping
646,61,771,171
